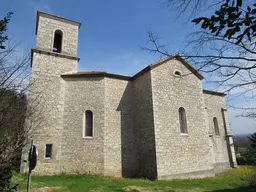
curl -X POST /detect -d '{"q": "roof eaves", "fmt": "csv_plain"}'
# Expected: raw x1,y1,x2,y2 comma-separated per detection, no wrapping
149,56,175,69
31,49,80,68
131,66,151,80
131,55,176,80
131,54,204,81
61,72,131,81
175,55,204,80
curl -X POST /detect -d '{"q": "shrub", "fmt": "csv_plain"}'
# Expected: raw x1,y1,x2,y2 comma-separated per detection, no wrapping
247,172,256,187
236,157,247,165
242,168,256,187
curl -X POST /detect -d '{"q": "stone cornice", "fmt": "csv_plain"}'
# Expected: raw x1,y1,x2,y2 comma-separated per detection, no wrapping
221,108,228,111
31,48,80,67
203,89,226,97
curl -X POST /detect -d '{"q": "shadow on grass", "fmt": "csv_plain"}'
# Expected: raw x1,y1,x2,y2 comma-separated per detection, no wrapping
208,186,256,192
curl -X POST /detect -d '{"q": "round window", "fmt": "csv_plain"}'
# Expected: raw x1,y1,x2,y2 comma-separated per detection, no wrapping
174,70,182,76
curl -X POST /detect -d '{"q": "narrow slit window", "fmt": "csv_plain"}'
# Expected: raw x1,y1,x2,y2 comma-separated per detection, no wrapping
85,110,93,137
213,117,220,135
179,107,188,133
53,30,63,53
45,144,52,159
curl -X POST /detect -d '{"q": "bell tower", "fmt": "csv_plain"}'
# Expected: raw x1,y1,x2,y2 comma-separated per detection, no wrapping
24,11,81,174
35,11,80,57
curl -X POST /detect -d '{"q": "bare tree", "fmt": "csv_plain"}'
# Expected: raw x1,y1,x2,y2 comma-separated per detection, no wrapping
143,0,256,117
0,13,43,191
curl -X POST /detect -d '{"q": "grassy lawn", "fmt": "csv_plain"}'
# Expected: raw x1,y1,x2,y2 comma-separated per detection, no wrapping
13,166,256,192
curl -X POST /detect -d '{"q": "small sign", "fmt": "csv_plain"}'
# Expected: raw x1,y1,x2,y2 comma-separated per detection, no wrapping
27,140,36,192
28,145,37,171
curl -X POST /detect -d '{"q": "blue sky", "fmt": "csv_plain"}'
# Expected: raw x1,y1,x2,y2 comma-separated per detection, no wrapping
1,0,255,134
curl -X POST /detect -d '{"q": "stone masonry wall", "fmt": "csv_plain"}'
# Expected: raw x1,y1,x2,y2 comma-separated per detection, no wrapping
151,59,214,179
60,77,105,174
25,52,78,174
133,72,157,180
203,94,235,172
23,11,235,178
36,14,79,56
104,78,138,177
20,13,79,174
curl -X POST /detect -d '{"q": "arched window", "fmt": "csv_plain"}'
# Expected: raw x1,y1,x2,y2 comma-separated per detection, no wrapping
85,110,93,137
53,30,63,53
179,107,188,133
213,117,220,135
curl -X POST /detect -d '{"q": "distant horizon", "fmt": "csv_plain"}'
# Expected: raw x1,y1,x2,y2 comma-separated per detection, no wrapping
234,133,254,136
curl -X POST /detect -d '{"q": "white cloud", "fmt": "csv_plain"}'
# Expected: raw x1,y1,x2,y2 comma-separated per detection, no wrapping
27,0,52,13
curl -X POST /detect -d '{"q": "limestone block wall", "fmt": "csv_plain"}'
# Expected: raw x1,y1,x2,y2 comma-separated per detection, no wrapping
151,59,214,179
25,52,78,174
60,77,105,174
36,13,79,56
20,11,81,174
22,10,237,178
203,94,231,172
104,78,138,177
133,72,157,180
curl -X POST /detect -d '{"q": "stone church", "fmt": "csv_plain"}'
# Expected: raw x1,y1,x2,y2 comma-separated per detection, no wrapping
21,11,237,180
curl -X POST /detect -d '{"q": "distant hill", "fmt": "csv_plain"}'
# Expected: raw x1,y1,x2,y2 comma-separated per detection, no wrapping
234,137,249,148
233,133,251,138
233,135,250,159
233,133,255,165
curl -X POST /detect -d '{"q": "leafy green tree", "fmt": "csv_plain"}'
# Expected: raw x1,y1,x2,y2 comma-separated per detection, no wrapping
192,1,256,45
0,12,13,49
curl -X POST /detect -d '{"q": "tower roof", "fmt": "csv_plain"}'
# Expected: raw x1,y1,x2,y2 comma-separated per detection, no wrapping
35,11,81,35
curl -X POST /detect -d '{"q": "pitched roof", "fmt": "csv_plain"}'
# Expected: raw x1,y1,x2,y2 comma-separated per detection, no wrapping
132,53,204,80
61,55,225,97
61,53,204,81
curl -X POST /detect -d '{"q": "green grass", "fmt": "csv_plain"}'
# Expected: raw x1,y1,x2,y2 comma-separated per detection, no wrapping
12,166,256,192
